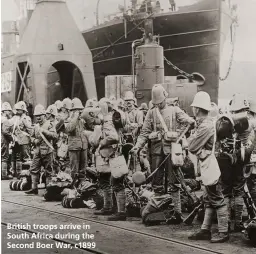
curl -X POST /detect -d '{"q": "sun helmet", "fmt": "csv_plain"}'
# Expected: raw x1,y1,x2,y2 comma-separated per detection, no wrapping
55,100,63,110
71,98,84,110
139,103,148,110
46,104,58,117
85,99,95,108
1,102,12,112
62,98,72,110
34,104,46,116
15,101,28,112
191,91,212,111
124,91,135,102
248,98,256,114
229,93,249,112
151,84,168,104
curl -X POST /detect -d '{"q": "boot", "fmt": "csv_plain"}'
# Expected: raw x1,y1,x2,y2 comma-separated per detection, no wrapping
94,188,113,215
233,222,244,232
25,174,38,195
188,229,211,240
210,232,229,243
107,212,127,221
25,188,38,195
1,162,8,180
166,211,183,224
94,208,113,215
107,190,127,221
234,196,244,231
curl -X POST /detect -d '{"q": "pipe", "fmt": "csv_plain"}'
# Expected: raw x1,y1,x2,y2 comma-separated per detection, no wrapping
131,39,143,91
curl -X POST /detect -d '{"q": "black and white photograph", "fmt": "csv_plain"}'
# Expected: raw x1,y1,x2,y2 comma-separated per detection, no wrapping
1,0,256,253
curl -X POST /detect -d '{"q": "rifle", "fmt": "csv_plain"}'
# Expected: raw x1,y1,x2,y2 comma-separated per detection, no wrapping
175,167,200,205
183,196,204,225
244,183,256,219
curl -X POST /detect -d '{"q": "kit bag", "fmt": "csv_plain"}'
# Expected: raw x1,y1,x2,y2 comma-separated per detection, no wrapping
171,143,184,167
95,151,111,173
155,108,184,167
198,124,220,186
110,145,129,178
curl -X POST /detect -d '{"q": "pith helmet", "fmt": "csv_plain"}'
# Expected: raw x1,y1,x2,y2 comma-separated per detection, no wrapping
151,84,168,104
34,104,45,116
109,95,116,101
1,102,12,112
248,98,256,114
191,91,212,111
62,98,72,110
46,104,58,117
55,100,63,110
139,103,148,110
124,91,135,102
15,101,28,112
116,98,125,109
85,99,95,108
229,93,249,112
99,97,111,105
71,98,84,110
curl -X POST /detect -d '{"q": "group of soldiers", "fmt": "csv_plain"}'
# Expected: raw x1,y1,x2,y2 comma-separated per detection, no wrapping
1,84,256,244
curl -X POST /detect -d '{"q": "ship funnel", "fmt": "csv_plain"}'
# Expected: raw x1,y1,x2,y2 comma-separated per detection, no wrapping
15,0,97,107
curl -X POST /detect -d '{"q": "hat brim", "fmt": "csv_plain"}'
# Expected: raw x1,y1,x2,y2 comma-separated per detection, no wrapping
190,103,212,111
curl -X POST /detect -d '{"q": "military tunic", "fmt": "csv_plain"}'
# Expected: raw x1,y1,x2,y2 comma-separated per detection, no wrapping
66,113,88,178
1,116,12,162
136,105,194,193
188,116,225,209
9,114,33,161
30,120,57,175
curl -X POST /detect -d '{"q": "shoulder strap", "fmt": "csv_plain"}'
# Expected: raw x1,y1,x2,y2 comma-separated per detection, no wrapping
172,106,176,132
212,120,216,154
153,108,157,132
38,131,54,151
155,107,169,133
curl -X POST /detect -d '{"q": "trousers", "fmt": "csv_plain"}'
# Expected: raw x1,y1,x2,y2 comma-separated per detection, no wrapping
218,156,245,197
247,174,256,205
203,181,226,209
151,153,178,194
69,149,88,178
30,152,53,176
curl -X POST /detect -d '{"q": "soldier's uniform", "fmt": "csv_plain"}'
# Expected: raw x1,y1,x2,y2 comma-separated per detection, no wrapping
1,102,13,179
247,98,256,205
93,100,126,220
124,91,144,140
25,104,57,195
132,85,194,219
188,91,229,243
10,101,32,162
66,98,88,178
219,94,256,231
